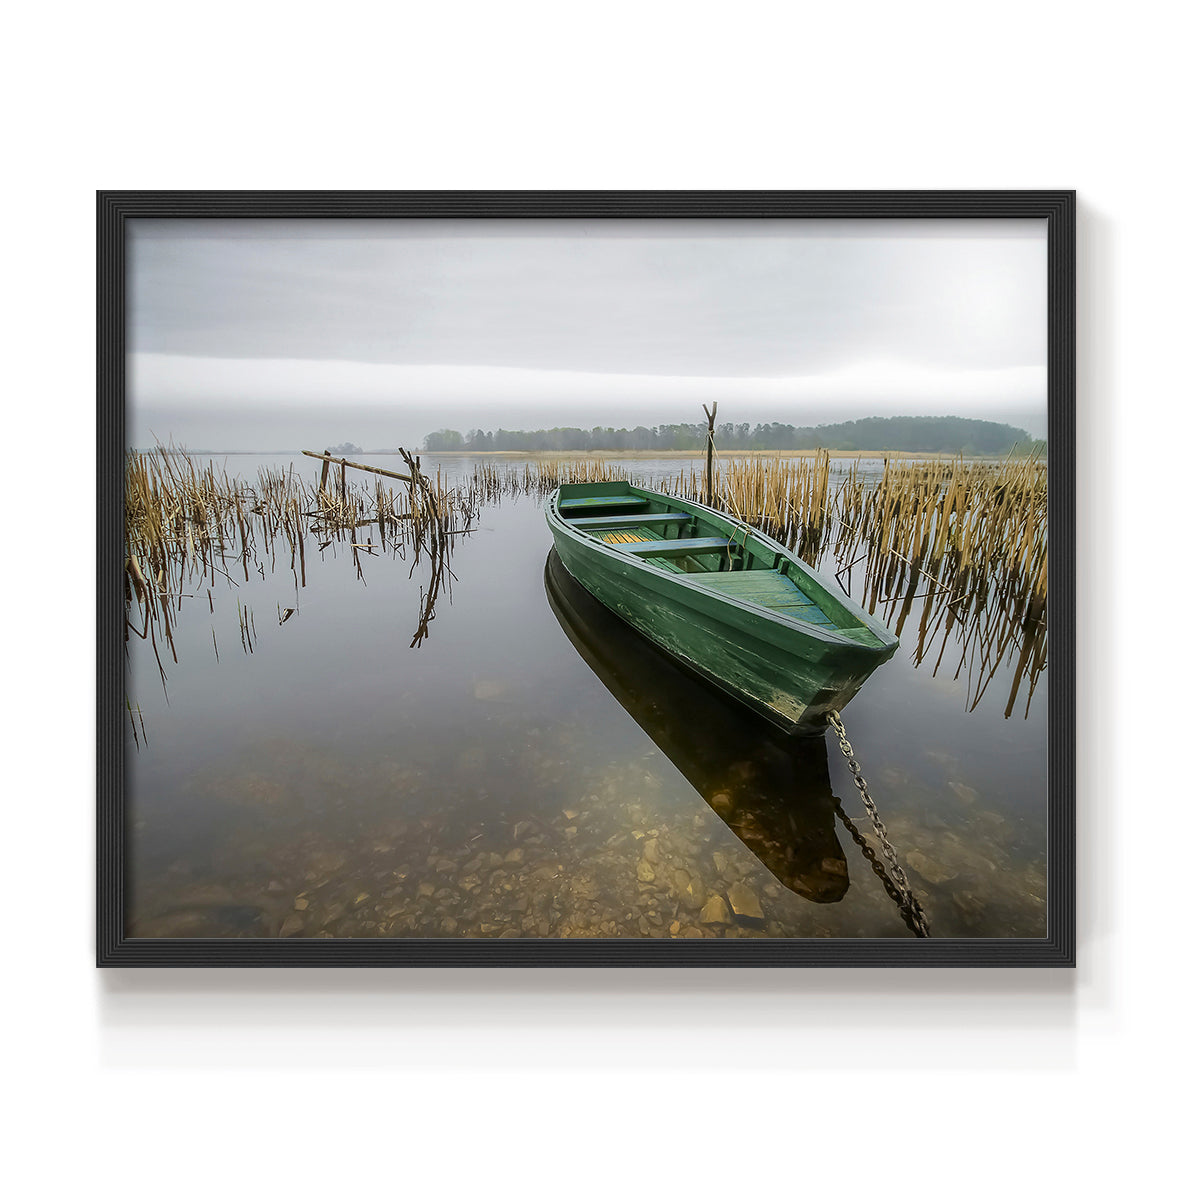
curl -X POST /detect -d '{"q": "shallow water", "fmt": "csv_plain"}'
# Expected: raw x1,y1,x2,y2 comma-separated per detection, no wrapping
126,454,1047,940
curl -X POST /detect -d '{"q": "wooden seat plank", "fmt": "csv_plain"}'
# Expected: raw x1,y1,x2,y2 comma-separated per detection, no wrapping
567,511,690,529
619,536,732,559
691,569,838,626
557,495,646,511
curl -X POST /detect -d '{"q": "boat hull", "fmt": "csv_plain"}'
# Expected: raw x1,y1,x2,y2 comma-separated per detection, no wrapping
546,485,897,735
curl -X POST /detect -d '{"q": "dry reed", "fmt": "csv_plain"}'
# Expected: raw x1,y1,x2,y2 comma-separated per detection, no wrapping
125,445,471,682
467,448,1048,716
125,445,1047,719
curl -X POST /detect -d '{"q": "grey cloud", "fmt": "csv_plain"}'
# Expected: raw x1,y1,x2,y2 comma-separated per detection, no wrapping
129,218,1046,376
126,217,1047,449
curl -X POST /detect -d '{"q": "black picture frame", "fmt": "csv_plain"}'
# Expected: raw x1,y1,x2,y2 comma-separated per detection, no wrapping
98,190,1074,967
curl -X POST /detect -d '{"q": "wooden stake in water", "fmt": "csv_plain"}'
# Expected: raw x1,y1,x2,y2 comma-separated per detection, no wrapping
702,402,717,506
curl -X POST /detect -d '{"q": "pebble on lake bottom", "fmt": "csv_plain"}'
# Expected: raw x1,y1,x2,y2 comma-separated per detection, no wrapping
128,727,1046,943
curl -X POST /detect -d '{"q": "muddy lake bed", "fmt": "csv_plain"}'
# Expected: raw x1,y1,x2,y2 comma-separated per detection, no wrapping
126,453,1048,941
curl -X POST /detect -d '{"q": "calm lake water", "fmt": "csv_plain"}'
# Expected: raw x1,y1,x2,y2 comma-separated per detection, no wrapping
126,454,1047,940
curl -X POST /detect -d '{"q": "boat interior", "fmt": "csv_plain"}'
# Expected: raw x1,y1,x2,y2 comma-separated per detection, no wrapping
557,487,840,629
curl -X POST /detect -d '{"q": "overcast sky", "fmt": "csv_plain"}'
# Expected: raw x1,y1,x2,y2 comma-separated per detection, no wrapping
127,218,1047,450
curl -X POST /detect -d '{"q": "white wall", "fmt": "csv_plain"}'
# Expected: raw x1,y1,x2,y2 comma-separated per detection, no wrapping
4,3,1189,1196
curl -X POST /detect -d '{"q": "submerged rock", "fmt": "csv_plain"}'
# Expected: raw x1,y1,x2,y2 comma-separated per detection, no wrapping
709,792,734,816
700,895,733,926
671,868,705,911
308,851,348,876
726,882,764,924
948,781,980,805
953,891,987,925
907,850,958,886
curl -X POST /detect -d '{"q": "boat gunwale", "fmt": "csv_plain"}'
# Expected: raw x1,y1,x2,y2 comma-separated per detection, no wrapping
545,484,897,654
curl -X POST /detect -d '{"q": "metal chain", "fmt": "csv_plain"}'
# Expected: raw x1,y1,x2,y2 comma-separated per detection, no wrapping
830,803,914,925
827,710,931,938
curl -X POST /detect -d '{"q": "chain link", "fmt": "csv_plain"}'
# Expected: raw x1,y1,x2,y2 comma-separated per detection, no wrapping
827,710,931,938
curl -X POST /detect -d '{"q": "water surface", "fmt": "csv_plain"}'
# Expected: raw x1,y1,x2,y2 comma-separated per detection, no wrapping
126,454,1047,940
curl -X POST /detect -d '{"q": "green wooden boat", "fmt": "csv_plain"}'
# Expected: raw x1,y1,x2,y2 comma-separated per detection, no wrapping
545,481,898,735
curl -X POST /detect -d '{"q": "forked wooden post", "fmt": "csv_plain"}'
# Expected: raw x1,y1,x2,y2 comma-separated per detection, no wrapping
702,402,718,506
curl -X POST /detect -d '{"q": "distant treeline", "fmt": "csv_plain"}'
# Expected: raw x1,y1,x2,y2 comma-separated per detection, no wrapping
423,416,1039,455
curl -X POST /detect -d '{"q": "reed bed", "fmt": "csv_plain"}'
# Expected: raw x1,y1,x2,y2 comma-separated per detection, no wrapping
703,450,1047,717
468,449,1048,716
673,451,834,558
707,449,1048,717
125,447,469,684
126,446,1047,721
464,457,640,504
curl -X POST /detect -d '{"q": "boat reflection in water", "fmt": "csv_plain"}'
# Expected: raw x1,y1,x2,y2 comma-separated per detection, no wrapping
545,551,849,904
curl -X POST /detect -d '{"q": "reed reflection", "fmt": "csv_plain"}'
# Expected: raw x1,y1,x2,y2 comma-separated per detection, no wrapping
123,446,469,711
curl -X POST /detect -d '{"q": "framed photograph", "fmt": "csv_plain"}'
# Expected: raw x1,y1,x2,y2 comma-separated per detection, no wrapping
98,191,1074,966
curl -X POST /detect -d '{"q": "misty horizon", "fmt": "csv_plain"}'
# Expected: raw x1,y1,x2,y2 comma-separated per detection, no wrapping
130,409,1040,457
127,217,1047,450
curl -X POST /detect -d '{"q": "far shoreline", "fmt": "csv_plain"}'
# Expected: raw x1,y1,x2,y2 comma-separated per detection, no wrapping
416,448,1019,461
141,447,1036,462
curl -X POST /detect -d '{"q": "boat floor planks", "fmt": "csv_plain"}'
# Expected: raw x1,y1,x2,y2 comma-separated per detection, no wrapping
691,571,839,627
